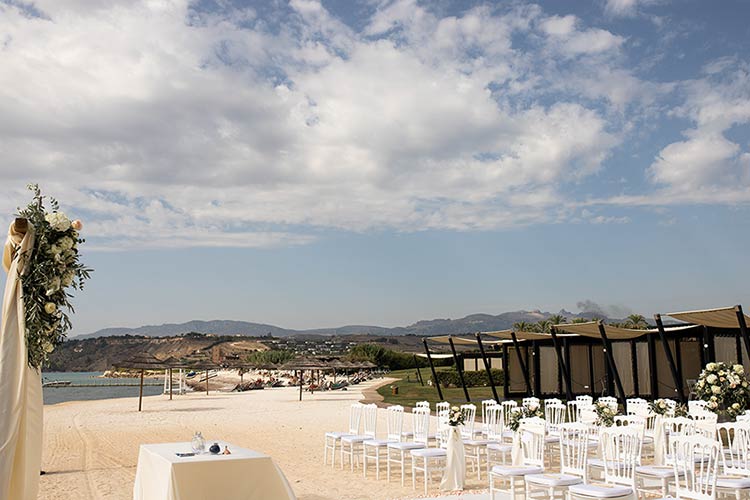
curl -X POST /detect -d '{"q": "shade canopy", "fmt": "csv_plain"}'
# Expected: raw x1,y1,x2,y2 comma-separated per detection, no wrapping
414,352,454,359
667,306,750,329
426,335,506,345
278,356,331,371
114,353,169,370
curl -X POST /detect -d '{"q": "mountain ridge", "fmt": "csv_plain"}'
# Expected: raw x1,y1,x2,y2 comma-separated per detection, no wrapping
75,309,597,339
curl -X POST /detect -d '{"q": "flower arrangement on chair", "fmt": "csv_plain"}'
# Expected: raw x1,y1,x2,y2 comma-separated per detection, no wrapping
448,406,465,427
594,401,618,427
507,403,545,432
694,362,750,419
649,399,672,416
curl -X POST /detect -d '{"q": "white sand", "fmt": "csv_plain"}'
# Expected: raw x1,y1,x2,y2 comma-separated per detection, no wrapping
40,379,490,499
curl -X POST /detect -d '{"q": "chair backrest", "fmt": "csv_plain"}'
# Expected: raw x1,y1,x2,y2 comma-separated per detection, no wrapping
523,397,541,410
501,401,518,431
437,409,449,432
597,396,619,413
412,407,431,445
672,435,721,500
519,420,546,468
717,423,750,475
544,398,562,408
737,413,750,423
486,405,504,441
481,399,497,430
688,400,709,415
437,423,451,449
694,412,718,439
361,403,378,438
460,404,477,439
558,422,590,481
545,403,567,435
386,405,405,441
567,401,580,423
576,395,593,406
662,417,697,463
436,401,450,414
601,426,642,488
626,399,649,416
415,401,430,410
348,403,363,434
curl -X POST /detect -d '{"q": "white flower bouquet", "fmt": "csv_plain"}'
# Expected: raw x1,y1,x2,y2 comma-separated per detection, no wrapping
594,401,618,427
448,406,465,427
694,361,750,419
16,184,92,368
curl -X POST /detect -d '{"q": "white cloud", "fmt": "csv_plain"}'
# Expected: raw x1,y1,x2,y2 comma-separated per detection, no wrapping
602,0,660,18
0,0,709,249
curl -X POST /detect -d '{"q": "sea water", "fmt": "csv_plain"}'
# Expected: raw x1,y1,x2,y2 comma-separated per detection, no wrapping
42,371,164,405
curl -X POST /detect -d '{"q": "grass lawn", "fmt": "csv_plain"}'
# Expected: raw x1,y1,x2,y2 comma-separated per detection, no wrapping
377,367,504,408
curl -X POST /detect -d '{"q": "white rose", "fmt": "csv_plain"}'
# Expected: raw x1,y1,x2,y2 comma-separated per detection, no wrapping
735,365,744,374
58,237,74,251
712,386,722,394
45,212,71,232
451,406,459,411
43,341,55,353
45,277,61,296
733,403,741,409
707,363,717,371
707,374,717,384
44,302,56,314
62,271,74,287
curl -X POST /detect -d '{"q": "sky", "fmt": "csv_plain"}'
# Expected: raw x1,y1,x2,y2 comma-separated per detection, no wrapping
0,0,749,335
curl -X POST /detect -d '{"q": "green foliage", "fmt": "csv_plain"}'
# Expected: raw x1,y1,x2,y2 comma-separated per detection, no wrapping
16,184,92,368
346,343,429,370
435,368,504,388
245,349,295,365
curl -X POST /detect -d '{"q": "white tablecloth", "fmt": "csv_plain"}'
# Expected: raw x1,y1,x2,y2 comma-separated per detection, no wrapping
133,442,296,500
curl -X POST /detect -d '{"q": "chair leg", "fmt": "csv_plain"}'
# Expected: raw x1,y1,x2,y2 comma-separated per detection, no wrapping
401,451,405,487
423,457,428,495
375,449,380,481
386,449,391,482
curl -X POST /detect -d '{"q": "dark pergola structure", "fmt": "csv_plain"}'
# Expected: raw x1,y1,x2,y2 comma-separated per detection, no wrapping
419,305,750,410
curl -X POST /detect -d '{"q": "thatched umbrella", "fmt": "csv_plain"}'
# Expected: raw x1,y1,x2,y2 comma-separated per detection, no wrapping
279,356,331,401
114,353,168,411
176,354,219,396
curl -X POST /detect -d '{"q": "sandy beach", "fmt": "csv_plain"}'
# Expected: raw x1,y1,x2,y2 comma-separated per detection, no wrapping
40,378,488,500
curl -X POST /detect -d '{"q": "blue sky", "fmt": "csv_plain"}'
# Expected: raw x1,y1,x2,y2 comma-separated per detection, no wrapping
0,0,748,334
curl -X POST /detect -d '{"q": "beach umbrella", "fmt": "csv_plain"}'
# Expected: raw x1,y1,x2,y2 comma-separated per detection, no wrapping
114,353,168,411
279,357,331,401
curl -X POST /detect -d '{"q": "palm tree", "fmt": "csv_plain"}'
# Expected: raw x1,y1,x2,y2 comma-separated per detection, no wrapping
548,314,567,325
536,320,552,333
571,317,589,324
625,314,648,329
513,321,531,332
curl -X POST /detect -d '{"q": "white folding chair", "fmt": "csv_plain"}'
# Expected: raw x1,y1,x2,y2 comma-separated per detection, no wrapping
461,403,492,480
486,405,512,476
410,413,449,494
436,401,450,414
324,403,362,467
715,423,750,498
673,435,721,500
363,405,403,479
501,401,518,438
387,407,428,486
481,399,498,437
636,416,695,497
576,395,593,407
570,426,641,500
489,419,546,500
544,398,563,408
567,400,581,423
525,422,589,499
340,403,377,470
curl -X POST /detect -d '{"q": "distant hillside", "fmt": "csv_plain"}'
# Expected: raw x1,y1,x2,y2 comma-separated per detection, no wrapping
76,309,596,339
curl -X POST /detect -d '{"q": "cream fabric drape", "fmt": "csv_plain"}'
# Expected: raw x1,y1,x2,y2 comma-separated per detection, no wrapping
0,224,43,500
440,427,465,491
0,222,43,500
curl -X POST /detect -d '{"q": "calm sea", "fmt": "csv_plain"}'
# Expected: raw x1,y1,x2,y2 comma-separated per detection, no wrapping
42,371,164,405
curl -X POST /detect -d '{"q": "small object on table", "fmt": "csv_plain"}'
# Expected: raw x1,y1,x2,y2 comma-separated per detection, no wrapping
209,443,221,454
191,431,205,453
223,446,231,455
176,452,195,458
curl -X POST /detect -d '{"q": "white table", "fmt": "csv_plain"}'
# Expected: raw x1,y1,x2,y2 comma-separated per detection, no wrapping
133,442,296,500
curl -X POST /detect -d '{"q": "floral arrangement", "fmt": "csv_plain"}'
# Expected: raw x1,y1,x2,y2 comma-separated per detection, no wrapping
448,406,465,427
507,404,545,432
694,362,750,418
594,401,618,427
15,185,92,368
649,399,672,416
673,403,689,418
